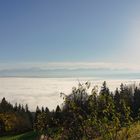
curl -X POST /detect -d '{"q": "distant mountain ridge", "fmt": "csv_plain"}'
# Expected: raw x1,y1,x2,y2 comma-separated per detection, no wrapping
0,68,139,79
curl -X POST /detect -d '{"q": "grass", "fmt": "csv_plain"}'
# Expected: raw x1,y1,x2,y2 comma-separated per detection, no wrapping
94,121,140,140
2,122,140,140
124,121,140,140
0,131,39,140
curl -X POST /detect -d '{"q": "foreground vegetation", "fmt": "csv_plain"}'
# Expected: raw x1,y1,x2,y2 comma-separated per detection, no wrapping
0,131,38,140
0,98,33,136
1,121,140,140
1,81,140,139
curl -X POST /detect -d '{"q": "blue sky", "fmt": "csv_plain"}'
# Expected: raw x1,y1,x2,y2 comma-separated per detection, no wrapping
0,0,140,73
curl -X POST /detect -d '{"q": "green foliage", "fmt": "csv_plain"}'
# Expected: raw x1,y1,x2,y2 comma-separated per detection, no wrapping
0,98,33,136
2,81,140,139
57,81,134,139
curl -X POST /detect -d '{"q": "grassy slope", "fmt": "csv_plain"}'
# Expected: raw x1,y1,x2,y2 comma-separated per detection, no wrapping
1,122,140,140
95,121,140,140
0,131,38,140
125,121,140,140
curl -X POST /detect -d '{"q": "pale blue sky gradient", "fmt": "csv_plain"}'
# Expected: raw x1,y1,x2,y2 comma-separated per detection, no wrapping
0,0,140,71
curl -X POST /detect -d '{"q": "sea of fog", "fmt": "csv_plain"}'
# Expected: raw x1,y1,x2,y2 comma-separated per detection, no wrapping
0,77,140,111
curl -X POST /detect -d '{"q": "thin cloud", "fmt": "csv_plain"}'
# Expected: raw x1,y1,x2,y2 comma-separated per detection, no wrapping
0,62,140,72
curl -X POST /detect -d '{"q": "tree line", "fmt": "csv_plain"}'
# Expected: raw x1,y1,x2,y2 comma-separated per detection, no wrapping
0,97,33,136
1,81,140,139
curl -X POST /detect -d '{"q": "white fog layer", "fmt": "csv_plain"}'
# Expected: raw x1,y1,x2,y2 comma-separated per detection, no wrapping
0,77,140,111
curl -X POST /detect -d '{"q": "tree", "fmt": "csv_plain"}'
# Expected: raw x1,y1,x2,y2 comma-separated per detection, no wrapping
0,97,13,112
34,106,41,130
100,81,110,96
133,87,140,117
14,103,18,112
0,119,5,135
41,107,45,113
45,107,49,114
25,104,29,112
